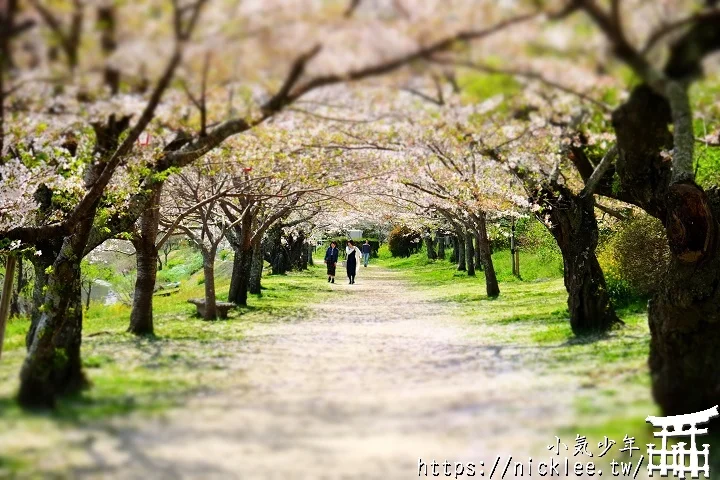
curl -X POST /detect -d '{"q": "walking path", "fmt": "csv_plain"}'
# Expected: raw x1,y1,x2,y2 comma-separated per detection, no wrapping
74,267,584,479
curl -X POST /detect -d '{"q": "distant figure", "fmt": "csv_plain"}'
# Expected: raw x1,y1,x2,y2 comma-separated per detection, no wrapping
346,240,362,284
324,241,339,283
361,240,371,267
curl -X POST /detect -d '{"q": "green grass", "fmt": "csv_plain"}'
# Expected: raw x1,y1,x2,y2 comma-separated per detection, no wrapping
0,255,331,423
376,245,655,445
0,252,333,473
377,244,563,284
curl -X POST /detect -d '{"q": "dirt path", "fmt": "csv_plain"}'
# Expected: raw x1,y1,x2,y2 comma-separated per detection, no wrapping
75,267,581,479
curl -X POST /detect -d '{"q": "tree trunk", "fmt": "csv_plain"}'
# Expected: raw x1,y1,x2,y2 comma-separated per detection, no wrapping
228,246,252,306
425,233,437,260
455,230,466,271
534,184,620,335
648,186,720,416
9,255,24,318
228,212,253,306
264,225,287,275
605,85,720,415
27,239,62,349
202,248,218,320
249,240,263,295
464,230,475,276
128,183,162,336
436,234,445,260
128,240,158,334
473,232,483,272
0,255,17,359
19,223,92,408
307,244,314,266
449,236,458,264
299,240,309,270
474,212,500,298
85,282,92,311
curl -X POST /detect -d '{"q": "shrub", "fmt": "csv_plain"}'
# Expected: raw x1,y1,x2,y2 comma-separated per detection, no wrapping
387,225,421,258
598,212,669,306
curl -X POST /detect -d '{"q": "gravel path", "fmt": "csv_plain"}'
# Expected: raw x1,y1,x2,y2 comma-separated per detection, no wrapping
74,267,581,479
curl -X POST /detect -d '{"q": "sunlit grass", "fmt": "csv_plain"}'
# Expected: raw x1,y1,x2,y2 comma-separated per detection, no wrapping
376,245,654,447
0,251,331,423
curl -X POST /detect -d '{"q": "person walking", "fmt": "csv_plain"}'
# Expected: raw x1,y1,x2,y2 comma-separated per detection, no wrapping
361,240,371,267
345,240,362,284
324,241,339,283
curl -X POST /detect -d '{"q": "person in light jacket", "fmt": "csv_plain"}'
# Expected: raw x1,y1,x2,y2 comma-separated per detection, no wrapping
345,240,362,284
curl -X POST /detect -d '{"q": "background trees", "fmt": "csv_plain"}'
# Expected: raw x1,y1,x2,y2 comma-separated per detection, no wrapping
1,0,719,422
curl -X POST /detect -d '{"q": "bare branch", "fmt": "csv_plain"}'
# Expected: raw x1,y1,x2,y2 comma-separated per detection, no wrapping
581,144,617,197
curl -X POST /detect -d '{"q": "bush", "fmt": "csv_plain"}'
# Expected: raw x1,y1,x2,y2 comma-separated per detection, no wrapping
598,212,669,306
387,225,421,258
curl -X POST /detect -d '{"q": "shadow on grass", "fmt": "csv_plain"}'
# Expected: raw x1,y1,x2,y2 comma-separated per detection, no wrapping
0,377,205,425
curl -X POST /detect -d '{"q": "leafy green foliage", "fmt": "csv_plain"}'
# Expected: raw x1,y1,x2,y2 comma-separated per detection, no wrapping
387,225,421,258
598,213,669,308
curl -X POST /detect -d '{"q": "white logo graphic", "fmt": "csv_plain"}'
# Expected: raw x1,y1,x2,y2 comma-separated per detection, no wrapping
646,406,719,478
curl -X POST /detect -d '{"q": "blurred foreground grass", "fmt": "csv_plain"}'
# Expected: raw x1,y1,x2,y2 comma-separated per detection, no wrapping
0,251,331,476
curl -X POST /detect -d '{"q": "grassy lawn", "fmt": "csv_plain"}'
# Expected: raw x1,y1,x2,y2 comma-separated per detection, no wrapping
376,245,657,449
0,250,331,475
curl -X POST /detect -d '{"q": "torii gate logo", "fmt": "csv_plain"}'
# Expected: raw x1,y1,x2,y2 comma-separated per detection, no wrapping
646,405,719,478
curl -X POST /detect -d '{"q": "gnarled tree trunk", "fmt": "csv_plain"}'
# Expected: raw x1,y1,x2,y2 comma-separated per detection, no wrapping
19,221,92,408
27,239,62,349
534,184,620,335
249,239,263,295
128,183,162,335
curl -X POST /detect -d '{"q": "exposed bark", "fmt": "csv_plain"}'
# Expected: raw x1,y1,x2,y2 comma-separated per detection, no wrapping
228,246,251,306
464,229,475,276
27,240,62,349
0,254,16,359
436,233,446,260
288,231,307,270
473,231,483,272
455,230,466,271
307,244,314,266
425,233,437,260
648,188,720,415
201,248,217,320
19,218,92,408
473,211,500,298
533,183,621,335
10,255,26,317
84,281,91,311
264,224,287,275
249,240,263,295
227,212,253,306
128,183,162,336
449,236,458,263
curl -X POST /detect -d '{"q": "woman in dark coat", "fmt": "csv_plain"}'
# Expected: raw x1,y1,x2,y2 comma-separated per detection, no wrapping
324,241,339,283
345,240,361,284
